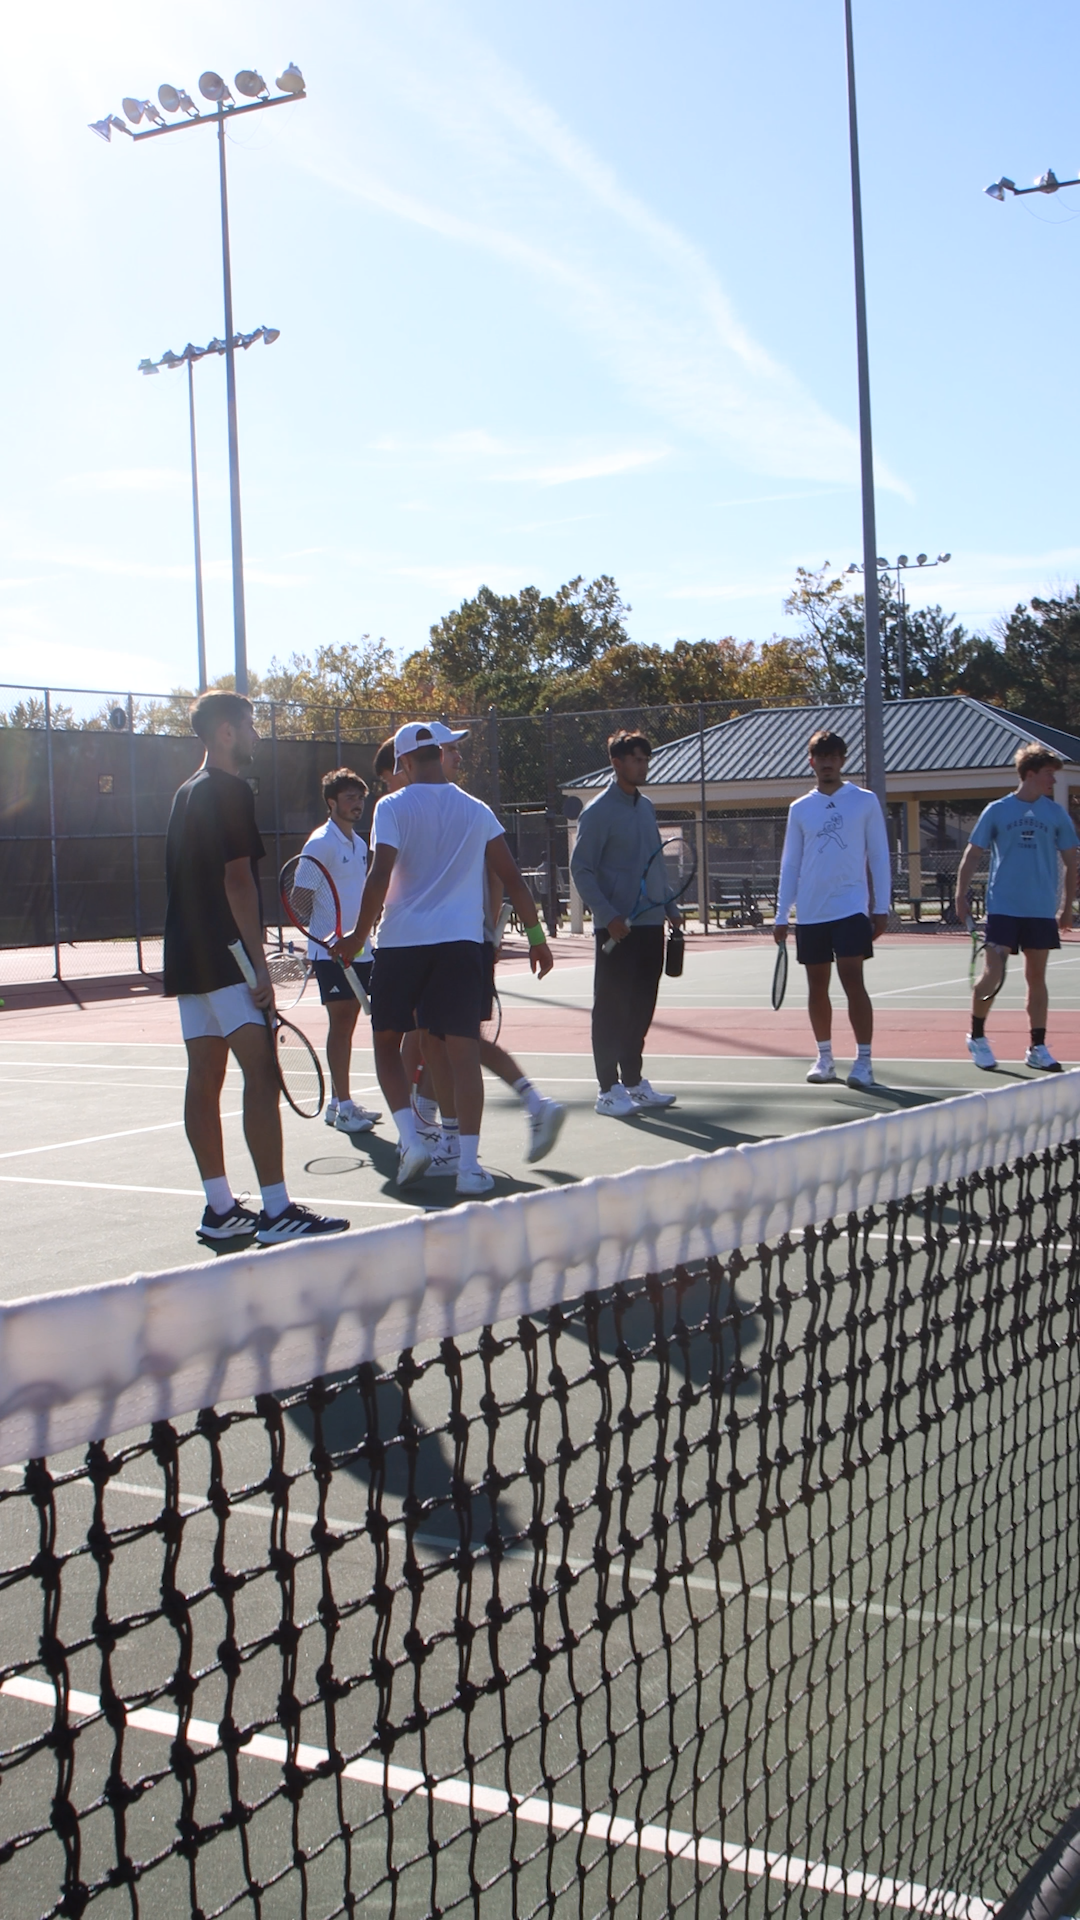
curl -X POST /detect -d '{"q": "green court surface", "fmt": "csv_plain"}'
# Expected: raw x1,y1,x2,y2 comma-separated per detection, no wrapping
3,933,1079,1301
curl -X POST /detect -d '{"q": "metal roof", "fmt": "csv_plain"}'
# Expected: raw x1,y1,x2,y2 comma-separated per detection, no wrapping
565,697,1080,790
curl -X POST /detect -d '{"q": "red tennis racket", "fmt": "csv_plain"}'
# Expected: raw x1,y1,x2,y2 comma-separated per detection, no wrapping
279,853,371,1014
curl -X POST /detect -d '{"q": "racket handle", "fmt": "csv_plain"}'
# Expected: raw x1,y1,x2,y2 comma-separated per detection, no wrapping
229,940,258,990
492,901,514,947
602,935,617,955
344,963,371,1014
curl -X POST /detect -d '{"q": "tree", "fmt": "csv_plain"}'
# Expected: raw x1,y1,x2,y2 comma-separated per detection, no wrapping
783,562,996,703
962,588,1080,732
783,566,864,699
425,575,633,712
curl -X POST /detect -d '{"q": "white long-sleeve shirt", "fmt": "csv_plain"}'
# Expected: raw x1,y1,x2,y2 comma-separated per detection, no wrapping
775,782,891,926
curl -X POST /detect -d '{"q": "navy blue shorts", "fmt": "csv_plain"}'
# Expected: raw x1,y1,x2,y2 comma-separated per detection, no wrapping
795,913,874,967
985,913,1060,954
370,941,484,1039
314,958,373,1005
428,942,495,1038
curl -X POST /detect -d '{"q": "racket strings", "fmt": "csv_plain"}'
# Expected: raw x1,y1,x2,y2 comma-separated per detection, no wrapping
282,858,339,944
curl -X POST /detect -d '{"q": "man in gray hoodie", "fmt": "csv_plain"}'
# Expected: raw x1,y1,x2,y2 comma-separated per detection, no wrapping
569,730,679,1115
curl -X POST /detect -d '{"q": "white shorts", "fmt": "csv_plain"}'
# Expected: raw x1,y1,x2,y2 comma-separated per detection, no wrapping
177,982,264,1042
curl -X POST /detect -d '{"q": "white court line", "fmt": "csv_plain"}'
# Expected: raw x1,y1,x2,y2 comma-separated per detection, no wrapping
0,1674,992,1917
0,1113,243,1162
0,1175,424,1212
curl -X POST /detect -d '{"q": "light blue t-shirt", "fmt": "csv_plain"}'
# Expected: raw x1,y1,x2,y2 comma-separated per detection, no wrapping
970,794,1078,917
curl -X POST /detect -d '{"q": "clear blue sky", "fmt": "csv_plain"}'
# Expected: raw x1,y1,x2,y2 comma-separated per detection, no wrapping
3,0,1078,705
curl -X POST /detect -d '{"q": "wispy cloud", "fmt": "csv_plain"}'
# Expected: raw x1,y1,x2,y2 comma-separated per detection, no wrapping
500,448,669,487
299,4,909,496
60,469,188,495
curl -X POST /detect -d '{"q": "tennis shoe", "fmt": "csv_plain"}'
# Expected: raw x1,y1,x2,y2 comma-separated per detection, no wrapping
806,1059,837,1084
396,1141,432,1188
324,1099,339,1128
428,1135,461,1174
456,1167,495,1197
256,1202,349,1244
1025,1043,1063,1072
196,1201,260,1247
966,1035,997,1072
334,1101,380,1134
595,1085,637,1117
626,1079,677,1110
525,1098,566,1163
846,1060,876,1090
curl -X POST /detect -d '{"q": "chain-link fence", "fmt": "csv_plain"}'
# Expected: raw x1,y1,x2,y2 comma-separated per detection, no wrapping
0,681,994,986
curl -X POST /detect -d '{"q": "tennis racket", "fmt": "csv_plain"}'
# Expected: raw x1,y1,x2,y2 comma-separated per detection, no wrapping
966,914,1007,1000
771,941,788,1010
229,940,325,1119
266,940,312,1009
280,854,371,1014
602,843,697,955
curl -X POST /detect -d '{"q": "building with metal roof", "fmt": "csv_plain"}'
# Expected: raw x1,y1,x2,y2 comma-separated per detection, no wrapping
563,697,1080,928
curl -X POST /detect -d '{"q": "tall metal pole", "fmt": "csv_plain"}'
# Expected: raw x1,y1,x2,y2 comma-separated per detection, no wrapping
843,0,887,815
127,691,143,972
186,357,208,694
217,107,248,695
44,689,62,983
896,574,907,701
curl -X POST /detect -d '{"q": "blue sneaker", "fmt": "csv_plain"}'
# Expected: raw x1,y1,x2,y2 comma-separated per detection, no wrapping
256,1202,349,1244
196,1201,260,1247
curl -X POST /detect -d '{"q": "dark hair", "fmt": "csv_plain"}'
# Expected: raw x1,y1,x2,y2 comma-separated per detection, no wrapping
409,744,442,766
808,729,847,758
322,766,367,807
1015,742,1063,778
190,690,253,741
373,737,397,781
608,729,651,760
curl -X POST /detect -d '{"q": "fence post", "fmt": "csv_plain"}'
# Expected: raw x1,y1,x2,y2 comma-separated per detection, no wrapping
126,693,144,972
270,702,282,946
44,688,62,981
697,701,710,932
335,707,341,763
543,707,559,936
487,707,501,820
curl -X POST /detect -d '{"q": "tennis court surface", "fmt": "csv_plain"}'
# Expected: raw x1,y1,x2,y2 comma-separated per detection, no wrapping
2,934,1080,1916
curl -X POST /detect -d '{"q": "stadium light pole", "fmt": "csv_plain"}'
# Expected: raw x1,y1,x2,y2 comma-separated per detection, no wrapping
91,65,305,694
985,168,1080,203
139,329,281,695
846,552,951,699
842,0,887,816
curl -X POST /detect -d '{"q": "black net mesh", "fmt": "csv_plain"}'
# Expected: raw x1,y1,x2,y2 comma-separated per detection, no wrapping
3,1145,1080,1917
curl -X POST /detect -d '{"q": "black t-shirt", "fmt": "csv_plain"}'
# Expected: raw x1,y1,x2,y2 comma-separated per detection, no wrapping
163,766,265,996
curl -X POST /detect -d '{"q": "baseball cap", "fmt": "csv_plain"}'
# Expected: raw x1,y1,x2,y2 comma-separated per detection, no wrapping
428,721,470,746
392,720,470,767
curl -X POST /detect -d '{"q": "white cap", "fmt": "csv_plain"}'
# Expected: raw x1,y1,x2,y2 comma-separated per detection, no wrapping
391,720,466,768
427,720,470,745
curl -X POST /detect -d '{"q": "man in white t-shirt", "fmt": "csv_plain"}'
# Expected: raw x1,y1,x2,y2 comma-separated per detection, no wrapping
337,722,555,1196
773,728,891,1090
299,768,381,1137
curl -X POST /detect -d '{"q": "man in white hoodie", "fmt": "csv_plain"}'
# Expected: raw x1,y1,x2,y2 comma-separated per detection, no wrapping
773,729,891,1089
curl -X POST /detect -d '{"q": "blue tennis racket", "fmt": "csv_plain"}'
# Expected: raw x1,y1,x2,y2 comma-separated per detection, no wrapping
602,842,697,954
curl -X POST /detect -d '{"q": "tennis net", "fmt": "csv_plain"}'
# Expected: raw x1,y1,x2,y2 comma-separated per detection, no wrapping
3,1078,1080,1918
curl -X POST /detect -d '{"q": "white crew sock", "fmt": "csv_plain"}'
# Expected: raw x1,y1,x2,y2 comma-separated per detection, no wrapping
326,1096,339,1115
856,1043,872,1063
815,1042,834,1063
204,1176,234,1214
459,1134,481,1174
260,1181,289,1218
394,1107,418,1150
513,1076,545,1117
413,1092,439,1125
440,1119,460,1147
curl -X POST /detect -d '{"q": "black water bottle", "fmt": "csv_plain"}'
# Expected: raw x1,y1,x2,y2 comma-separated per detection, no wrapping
665,927,684,977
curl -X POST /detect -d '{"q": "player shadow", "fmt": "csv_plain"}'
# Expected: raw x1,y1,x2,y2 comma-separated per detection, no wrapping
546,1261,764,1406
283,1369,518,1549
626,1113,776,1153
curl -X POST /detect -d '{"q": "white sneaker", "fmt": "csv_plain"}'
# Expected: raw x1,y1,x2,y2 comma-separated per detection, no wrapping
428,1134,461,1174
324,1099,339,1129
625,1079,676,1110
1025,1043,1063,1072
846,1059,876,1090
395,1141,431,1188
334,1103,380,1134
595,1085,637,1117
525,1098,566,1164
456,1167,495,1196
806,1059,837,1084
966,1035,997,1072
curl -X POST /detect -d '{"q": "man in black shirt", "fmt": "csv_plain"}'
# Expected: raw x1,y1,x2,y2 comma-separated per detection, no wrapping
164,691,347,1247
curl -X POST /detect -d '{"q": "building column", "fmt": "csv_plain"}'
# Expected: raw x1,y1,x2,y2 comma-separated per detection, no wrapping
697,805,709,931
567,822,585,934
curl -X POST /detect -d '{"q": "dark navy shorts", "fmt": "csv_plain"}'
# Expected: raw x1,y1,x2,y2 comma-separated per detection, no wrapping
370,941,484,1039
314,958,373,1005
795,913,874,967
985,913,1060,954
428,942,495,1039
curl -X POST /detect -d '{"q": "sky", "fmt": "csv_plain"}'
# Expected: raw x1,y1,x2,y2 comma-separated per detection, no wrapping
3,0,1080,709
